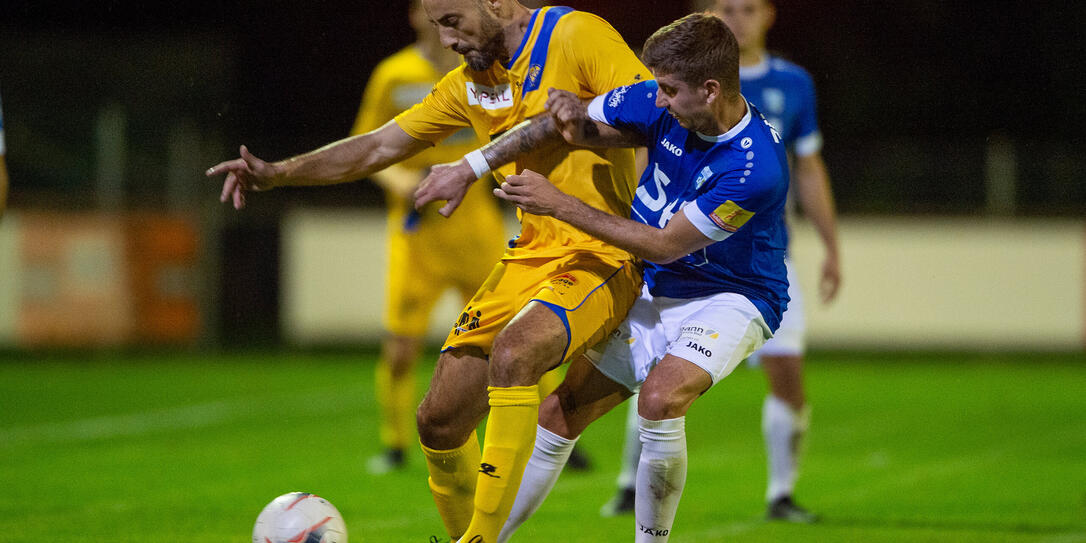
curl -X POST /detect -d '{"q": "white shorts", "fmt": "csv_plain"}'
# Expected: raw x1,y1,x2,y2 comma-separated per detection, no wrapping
750,258,805,361
586,285,773,393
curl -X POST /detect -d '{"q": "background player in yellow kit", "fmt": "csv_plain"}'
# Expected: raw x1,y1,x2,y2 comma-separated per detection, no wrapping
351,0,506,475
208,2,649,540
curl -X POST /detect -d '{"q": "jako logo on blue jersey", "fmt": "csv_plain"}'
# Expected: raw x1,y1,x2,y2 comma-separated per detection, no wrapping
660,137,683,156
608,85,630,108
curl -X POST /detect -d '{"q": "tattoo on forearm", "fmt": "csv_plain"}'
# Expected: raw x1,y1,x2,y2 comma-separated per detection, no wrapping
480,116,561,168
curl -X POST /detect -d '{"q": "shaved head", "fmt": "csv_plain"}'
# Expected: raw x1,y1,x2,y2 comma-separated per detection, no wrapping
424,0,512,71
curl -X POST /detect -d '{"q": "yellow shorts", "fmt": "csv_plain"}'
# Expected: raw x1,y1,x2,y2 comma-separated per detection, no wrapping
441,252,642,364
385,208,505,338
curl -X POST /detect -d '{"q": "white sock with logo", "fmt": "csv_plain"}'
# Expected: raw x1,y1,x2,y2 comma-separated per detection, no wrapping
763,394,810,502
496,425,577,543
635,415,686,543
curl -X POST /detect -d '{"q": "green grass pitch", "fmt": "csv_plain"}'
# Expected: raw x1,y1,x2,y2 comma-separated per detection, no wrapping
1,350,1083,542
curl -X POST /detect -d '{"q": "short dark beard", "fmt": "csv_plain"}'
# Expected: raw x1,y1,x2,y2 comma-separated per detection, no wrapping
461,10,506,71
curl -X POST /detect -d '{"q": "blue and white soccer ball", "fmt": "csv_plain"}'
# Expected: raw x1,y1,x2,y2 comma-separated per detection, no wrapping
252,492,348,543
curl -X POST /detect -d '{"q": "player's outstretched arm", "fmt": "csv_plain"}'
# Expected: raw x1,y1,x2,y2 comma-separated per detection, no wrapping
495,169,711,264
207,120,431,209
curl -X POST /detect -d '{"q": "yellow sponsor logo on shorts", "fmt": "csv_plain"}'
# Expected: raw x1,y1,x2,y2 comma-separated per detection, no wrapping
709,200,755,232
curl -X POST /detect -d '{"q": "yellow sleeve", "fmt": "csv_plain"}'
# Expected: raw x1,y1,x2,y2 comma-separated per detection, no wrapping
352,58,398,136
558,12,649,96
394,68,472,145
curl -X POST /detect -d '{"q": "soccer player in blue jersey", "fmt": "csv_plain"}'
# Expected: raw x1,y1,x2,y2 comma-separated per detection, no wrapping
718,0,840,522
486,13,790,541
601,0,842,522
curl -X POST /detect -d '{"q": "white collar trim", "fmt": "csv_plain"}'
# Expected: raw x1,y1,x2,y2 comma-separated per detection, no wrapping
696,100,752,143
739,55,770,80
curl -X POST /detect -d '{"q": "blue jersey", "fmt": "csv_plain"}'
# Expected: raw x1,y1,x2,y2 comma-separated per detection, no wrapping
740,56,821,157
587,80,790,330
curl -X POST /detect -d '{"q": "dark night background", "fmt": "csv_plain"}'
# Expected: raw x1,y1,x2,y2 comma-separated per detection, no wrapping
1,1,1083,344
3,0,1084,215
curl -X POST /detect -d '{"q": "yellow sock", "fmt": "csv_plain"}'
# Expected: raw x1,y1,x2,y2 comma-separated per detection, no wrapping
375,361,415,449
461,385,540,542
422,432,480,539
536,366,563,400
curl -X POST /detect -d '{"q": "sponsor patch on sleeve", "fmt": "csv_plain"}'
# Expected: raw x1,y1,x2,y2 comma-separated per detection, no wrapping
709,200,755,232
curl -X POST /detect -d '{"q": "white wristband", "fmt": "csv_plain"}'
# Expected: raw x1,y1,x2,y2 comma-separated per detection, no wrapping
463,149,491,179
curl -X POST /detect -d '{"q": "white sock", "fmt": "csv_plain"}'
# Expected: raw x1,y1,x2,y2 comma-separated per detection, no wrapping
763,395,810,502
635,416,686,543
496,425,577,543
616,394,643,490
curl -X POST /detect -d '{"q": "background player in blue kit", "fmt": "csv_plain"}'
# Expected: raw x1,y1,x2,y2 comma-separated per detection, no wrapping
716,0,841,521
488,13,790,541
603,0,842,522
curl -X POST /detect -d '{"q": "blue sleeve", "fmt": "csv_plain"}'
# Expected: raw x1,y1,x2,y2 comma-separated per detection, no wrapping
586,80,662,142
791,73,822,156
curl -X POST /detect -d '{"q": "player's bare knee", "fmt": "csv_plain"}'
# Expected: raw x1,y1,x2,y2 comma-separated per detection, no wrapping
416,400,467,449
488,303,568,386
637,387,691,420
384,351,415,377
489,336,561,387
414,400,439,443
382,336,420,376
762,354,803,377
762,354,806,408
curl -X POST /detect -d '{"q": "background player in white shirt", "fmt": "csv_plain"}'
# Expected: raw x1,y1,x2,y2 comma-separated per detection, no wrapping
602,0,841,522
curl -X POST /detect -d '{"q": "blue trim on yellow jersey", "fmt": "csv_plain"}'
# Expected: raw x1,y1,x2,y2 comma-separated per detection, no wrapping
522,6,574,94
504,9,543,70
535,300,572,364
530,264,624,363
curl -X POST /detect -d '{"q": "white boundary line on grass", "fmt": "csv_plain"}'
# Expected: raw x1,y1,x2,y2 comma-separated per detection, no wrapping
0,399,243,444
0,386,365,446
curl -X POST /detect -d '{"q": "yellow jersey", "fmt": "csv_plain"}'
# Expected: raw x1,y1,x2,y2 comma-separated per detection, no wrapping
395,7,649,261
352,45,497,229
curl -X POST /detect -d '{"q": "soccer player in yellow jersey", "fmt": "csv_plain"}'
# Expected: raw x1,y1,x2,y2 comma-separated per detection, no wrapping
351,0,506,475
207,1,649,540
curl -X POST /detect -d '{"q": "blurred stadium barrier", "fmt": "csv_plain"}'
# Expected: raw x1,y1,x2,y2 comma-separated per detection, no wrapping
0,212,201,347
1,209,1081,351
282,211,1085,351
787,217,1084,350
279,209,520,346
